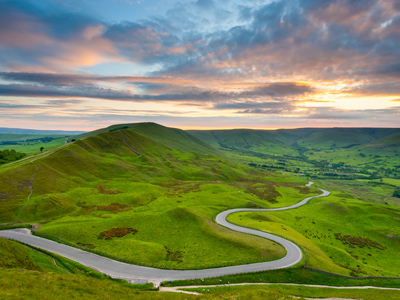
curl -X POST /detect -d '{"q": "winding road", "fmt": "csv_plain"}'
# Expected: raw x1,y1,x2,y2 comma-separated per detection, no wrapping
0,183,330,286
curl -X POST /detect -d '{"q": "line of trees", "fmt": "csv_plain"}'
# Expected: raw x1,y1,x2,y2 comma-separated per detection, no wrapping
0,149,26,164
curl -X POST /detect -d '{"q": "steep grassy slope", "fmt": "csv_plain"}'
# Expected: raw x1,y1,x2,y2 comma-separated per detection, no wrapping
76,123,217,154
0,238,42,270
0,126,225,223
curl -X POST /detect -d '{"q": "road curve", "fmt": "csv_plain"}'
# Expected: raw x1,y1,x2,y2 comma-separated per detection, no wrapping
0,184,330,285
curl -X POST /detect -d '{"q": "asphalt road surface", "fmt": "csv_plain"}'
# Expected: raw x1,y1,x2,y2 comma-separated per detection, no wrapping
0,185,330,285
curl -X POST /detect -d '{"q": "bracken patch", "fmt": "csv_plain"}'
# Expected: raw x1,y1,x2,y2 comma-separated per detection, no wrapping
165,246,183,262
96,186,122,194
77,202,132,215
77,242,96,249
334,233,386,250
98,227,137,240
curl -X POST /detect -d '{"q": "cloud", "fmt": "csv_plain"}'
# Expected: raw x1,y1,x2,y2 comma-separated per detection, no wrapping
1,105,399,131
0,0,122,71
0,102,37,109
0,72,190,86
304,106,400,121
0,83,141,101
0,76,314,104
2,0,399,83
345,82,400,96
1,0,400,129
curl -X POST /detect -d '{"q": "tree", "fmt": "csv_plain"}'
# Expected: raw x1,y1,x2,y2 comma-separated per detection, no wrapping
40,147,44,152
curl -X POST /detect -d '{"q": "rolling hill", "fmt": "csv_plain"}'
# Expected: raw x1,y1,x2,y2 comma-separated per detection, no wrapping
1,123,399,279
0,123,234,222
1,123,310,270
189,128,400,151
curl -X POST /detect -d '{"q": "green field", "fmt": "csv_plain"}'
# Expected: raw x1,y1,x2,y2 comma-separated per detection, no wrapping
3,267,399,300
3,222,397,300
2,124,321,269
1,123,400,296
190,127,400,180
184,284,400,300
228,189,400,277
0,133,68,155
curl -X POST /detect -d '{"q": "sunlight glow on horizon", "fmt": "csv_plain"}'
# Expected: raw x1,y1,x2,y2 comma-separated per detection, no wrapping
0,0,399,130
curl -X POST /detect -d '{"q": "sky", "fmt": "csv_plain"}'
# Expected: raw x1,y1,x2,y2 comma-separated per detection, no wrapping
0,0,399,131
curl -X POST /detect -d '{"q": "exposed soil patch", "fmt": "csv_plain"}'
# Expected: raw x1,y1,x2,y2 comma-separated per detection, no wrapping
96,186,122,194
334,233,386,250
77,202,131,215
30,224,39,232
98,227,137,240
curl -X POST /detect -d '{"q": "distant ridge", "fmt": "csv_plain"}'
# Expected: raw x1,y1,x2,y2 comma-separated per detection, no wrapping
0,127,86,135
189,127,400,150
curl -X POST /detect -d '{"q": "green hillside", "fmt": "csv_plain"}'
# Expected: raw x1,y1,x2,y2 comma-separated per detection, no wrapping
364,133,400,148
191,128,400,179
3,123,319,270
0,238,42,270
1,123,399,278
190,128,400,151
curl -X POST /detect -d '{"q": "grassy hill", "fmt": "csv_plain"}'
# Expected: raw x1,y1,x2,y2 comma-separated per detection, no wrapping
1,123,399,278
3,123,321,270
190,128,400,151
75,123,216,153
0,124,231,222
190,127,400,179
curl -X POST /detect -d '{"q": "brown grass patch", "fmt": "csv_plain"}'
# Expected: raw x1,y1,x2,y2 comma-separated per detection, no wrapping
77,242,96,249
165,246,183,262
334,233,386,250
77,203,132,215
246,184,280,203
160,181,210,198
96,186,122,194
98,227,137,240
